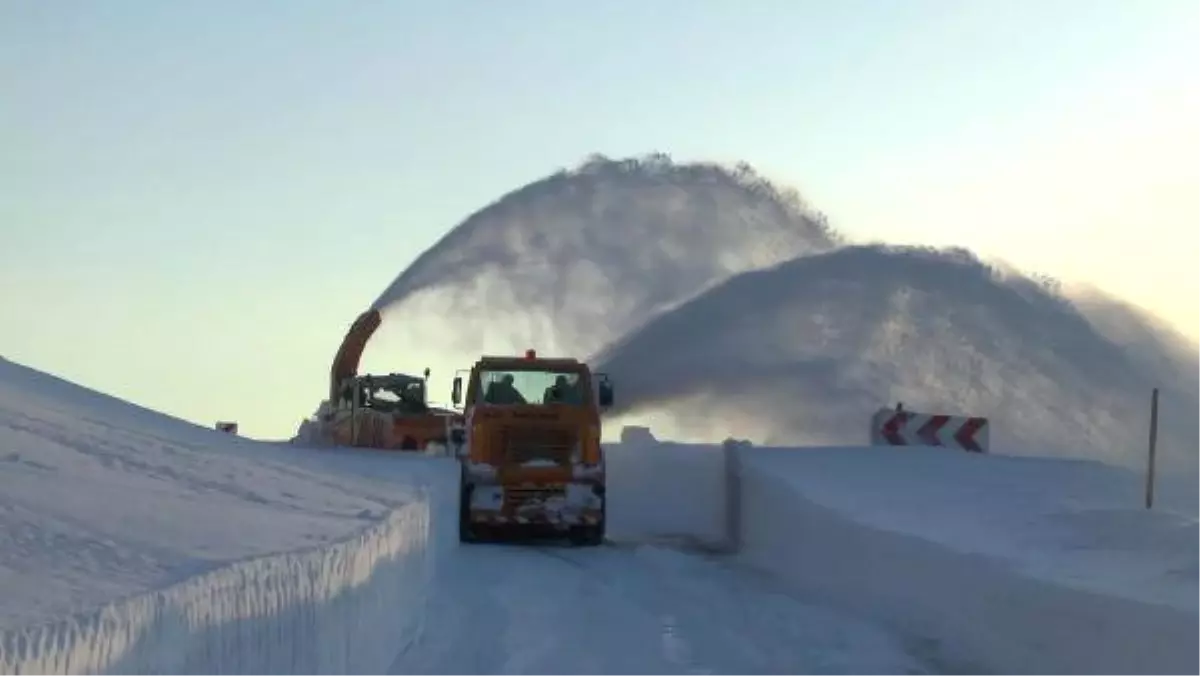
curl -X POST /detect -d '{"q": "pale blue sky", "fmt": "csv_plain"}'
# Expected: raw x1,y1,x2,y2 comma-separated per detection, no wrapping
2,0,1197,438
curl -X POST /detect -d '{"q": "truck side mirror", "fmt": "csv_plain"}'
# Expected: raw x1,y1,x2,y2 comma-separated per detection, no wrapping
451,376,462,406
597,379,613,408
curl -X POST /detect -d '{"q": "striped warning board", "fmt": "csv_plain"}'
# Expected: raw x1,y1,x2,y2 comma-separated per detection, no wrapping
870,407,989,453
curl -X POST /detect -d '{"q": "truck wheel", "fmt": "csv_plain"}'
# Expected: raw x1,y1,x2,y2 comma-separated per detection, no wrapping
570,525,604,547
571,500,606,546
594,494,607,545
458,480,476,543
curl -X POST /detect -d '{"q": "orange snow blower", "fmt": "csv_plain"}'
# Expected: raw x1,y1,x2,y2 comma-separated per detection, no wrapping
301,308,462,452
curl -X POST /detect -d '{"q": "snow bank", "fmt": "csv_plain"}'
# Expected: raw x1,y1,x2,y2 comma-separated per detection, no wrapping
604,429,1197,672
604,427,728,547
0,356,437,631
735,445,1199,675
0,501,431,674
0,357,447,674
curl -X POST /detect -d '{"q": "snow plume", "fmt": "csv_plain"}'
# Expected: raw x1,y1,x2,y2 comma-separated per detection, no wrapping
1062,283,1200,399
592,244,1200,481
367,153,840,362
364,153,1196,483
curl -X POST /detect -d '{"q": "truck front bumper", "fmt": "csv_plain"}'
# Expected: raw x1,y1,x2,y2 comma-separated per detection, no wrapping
467,481,604,529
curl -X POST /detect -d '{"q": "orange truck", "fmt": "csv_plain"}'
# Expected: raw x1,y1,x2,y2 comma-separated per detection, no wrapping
451,349,613,546
301,308,462,452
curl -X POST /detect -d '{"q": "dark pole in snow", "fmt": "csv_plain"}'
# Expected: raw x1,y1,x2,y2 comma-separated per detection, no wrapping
1144,388,1159,510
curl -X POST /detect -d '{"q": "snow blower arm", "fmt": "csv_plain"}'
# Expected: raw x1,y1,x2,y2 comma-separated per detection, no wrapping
329,309,382,402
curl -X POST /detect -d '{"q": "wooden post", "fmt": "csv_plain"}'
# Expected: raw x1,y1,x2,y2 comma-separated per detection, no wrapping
1145,388,1159,510
722,440,743,554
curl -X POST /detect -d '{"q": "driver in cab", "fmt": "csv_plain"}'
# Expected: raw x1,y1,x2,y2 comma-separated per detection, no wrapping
542,375,583,404
484,373,527,404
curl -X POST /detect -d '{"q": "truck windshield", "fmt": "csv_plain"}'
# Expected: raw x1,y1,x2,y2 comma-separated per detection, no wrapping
479,369,587,406
362,378,427,413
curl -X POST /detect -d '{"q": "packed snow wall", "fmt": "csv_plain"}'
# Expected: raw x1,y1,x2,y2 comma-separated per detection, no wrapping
604,427,730,547
0,502,432,674
602,429,1197,674
734,446,1199,675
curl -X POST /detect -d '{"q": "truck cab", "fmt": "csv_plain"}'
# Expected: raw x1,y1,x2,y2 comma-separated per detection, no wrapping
319,370,460,451
451,349,613,545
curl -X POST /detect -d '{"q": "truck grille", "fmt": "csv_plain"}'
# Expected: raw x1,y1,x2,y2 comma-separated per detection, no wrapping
501,428,574,465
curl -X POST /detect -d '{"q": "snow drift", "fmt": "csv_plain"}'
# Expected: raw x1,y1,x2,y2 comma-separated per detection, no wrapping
367,153,1198,482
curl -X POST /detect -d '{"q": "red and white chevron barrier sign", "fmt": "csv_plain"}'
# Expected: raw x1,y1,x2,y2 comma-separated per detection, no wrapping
871,408,989,453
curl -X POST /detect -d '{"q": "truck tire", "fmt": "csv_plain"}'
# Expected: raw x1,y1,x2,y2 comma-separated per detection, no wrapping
570,497,606,546
458,476,476,543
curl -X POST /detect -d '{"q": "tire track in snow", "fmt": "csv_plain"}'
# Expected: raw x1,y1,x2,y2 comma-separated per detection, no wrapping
390,542,931,674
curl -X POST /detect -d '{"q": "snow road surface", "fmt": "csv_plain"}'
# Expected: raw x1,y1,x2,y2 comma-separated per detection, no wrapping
394,542,927,675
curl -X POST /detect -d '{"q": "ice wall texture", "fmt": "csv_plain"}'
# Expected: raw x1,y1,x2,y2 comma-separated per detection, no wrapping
0,504,431,674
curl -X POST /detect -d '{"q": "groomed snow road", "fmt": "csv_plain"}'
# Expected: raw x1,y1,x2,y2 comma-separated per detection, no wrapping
390,538,932,675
